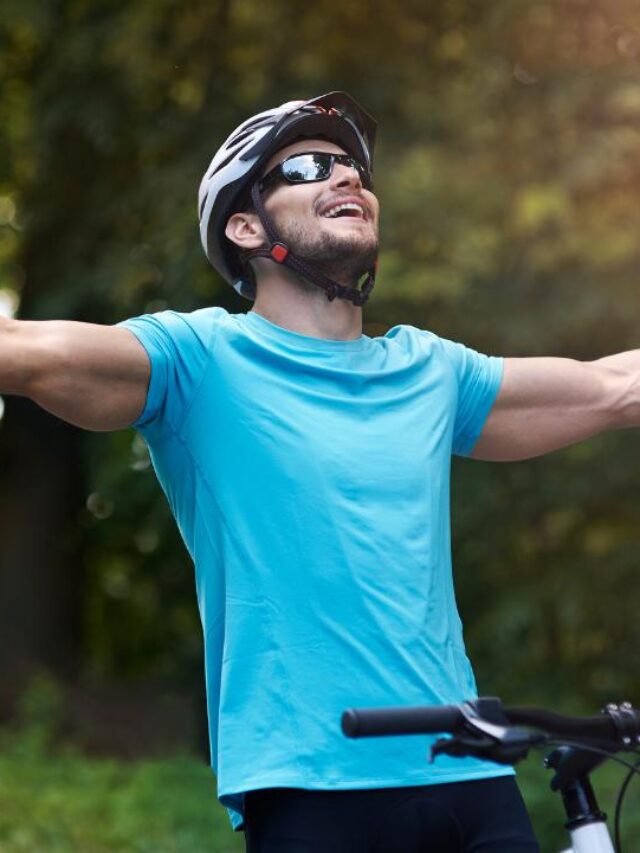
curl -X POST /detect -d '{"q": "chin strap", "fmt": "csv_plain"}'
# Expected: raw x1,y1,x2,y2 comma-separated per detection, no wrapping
245,183,377,307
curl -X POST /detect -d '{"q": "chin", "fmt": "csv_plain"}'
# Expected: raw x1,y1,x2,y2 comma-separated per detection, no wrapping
277,219,378,272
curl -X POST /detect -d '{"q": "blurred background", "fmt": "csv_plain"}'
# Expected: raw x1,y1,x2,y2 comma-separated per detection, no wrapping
1,0,640,849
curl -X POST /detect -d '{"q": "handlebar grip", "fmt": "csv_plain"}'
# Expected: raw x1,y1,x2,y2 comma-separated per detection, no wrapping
342,704,464,738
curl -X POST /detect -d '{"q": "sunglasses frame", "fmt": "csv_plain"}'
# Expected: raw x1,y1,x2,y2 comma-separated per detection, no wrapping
258,151,373,194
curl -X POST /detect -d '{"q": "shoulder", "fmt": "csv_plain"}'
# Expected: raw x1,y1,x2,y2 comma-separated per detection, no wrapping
119,305,233,350
383,323,457,361
382,325,502,387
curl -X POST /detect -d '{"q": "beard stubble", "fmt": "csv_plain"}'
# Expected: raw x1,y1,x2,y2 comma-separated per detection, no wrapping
274,215,379,291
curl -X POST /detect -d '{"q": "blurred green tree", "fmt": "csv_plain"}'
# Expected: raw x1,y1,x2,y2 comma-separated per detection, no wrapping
0,0,639,732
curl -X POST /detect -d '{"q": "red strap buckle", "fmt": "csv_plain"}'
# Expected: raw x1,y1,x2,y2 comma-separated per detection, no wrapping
270,243,289,263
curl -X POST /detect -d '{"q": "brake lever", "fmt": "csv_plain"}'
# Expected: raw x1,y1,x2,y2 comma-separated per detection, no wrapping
431,729,543,765
429,700,547,766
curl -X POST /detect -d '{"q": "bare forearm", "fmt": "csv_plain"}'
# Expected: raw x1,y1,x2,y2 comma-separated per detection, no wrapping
0,316,38,395
0,317,90,398
592,350,640,429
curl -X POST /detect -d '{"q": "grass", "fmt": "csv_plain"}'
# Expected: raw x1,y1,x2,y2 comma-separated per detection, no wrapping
0,729,243,853
0,726,639,851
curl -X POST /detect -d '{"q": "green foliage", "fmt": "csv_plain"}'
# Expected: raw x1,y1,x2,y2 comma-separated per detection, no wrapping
1,0,640,723
0,676,227,849
11,673,65,757
0,731,242,852
1,717,639,851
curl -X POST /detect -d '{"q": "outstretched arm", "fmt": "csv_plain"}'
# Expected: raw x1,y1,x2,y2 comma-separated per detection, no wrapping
471,351,640,461
0,315,149,431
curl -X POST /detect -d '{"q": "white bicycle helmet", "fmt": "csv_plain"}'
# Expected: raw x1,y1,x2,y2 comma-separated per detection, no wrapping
198,91,378,304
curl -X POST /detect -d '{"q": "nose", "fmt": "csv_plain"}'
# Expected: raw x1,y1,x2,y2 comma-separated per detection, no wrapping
331,162,363,190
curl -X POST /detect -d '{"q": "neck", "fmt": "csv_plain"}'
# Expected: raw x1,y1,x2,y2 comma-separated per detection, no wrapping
251,264,363,340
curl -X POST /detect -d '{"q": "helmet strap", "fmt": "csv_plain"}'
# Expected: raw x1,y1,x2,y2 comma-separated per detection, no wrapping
245,183,376,307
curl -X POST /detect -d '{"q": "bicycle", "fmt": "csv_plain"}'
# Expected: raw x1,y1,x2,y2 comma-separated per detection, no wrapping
341,696,640,853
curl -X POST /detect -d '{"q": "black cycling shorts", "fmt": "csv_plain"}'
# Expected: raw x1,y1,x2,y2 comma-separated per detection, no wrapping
244,776,540,852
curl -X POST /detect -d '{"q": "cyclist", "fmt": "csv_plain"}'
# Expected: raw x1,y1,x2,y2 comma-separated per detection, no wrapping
1,92,638,852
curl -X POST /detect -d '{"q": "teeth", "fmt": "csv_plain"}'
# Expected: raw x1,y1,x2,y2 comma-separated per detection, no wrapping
321,202,364,219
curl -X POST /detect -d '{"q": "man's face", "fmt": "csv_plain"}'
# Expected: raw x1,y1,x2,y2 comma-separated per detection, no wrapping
259,138,380,287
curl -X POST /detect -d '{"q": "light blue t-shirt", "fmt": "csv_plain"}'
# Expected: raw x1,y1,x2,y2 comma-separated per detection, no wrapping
119,307,510,831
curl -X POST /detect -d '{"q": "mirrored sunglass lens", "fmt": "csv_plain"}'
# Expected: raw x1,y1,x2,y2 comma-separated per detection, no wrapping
336,155,371,188
282,154,331,182
350,159,369,185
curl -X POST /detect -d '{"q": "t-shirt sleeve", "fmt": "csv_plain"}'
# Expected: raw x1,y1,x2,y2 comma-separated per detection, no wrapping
117,307,220,435
438,337,504,456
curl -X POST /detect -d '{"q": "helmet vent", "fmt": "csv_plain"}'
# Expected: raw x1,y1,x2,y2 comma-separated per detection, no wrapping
226,128,259,149
210,147,243,178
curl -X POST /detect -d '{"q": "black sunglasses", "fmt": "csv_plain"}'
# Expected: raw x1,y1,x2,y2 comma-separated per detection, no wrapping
259,152,373,193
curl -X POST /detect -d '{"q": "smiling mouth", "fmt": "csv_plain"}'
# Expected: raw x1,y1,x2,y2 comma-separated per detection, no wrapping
320,202,366,220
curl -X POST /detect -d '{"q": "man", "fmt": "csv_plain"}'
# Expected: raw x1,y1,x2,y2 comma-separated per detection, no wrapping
1,92,638,851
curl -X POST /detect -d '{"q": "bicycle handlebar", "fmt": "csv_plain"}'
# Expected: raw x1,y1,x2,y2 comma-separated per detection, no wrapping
342,697,640,748
342,697,640,848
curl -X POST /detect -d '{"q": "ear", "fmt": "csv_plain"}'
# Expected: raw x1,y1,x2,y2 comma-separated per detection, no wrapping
225,212,266,250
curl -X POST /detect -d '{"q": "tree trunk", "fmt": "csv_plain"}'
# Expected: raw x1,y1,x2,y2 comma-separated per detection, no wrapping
0,395,85,717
